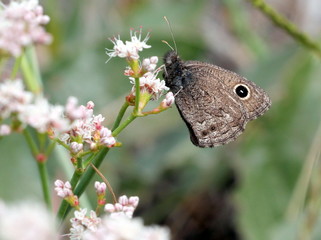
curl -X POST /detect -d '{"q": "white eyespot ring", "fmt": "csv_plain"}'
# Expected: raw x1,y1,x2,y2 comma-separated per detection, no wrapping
233,84,251,100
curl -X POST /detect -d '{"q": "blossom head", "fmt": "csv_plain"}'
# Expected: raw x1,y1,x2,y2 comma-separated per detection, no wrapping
0,0,52,57
106,27,151,62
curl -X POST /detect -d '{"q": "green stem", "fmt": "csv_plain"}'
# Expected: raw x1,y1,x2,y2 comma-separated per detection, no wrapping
21,47,42,94
55,138,70,150
37,161,52,210
0,57,6,76
83,152,98,168
248,0,321,57
10,56,22,79
134,77,141,115
112,113,137,137
23,128,39,158
38,132,47,152
45,141,56,157
112,101,129,131
23,128,51,209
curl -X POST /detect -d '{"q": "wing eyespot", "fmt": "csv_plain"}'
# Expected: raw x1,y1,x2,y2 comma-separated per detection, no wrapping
234,84,251,100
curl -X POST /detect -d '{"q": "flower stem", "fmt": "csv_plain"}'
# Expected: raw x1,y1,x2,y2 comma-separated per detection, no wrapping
21,46,43,94
45,141,56,157
112,113,137,137
37,161,52,210
23,128,52,209
248,0,321,57
10,55,22,79
134,77,141,115
23,128,39,158
112,101,129,131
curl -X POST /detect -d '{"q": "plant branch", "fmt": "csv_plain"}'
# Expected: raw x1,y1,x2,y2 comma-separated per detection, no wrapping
248,0,321,57
112,101,129,131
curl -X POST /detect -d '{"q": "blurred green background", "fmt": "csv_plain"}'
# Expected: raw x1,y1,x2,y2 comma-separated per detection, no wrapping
1,0,321,239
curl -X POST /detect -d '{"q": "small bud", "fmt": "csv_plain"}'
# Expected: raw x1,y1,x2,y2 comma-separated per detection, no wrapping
94,182,106,194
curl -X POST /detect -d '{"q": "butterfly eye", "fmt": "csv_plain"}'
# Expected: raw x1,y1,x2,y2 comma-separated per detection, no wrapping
234,84,250,99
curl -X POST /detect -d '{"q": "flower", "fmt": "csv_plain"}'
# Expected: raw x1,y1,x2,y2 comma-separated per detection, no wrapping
0,200,58,240
69,208,101,240
0,124,11,136
61,105,116,152
94,181,106,195
130,72,169,100
54,179,79,207
128,27,151,52
142,56,158,72
82,216,170,240
161,91,175,107
104,195,139,219
0,78,33,119
54,180,73,198
0,0,52,57
65,97,93,121
19,97,70,133
106,27,151,61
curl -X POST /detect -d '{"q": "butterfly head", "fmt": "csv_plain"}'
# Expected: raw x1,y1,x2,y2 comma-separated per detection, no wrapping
163,51,185,92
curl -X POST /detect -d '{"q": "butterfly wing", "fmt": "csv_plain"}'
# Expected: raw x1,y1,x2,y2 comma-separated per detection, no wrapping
174,61,271,147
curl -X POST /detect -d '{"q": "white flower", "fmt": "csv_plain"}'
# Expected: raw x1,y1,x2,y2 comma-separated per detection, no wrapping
19,97,70,133
142,56,158,72
0,0,52,57
95,181,106,194
0,78,33,119
0,124,11,136
106,27,151,61
128,27,151,51
104,195,139,219
65,97,93,121
69,209,101,239
54,180,73,198
99,127,116,147
130,72,169,100
82,216,170,240
70,142,83,154
0,200,58,240
162,92,175,107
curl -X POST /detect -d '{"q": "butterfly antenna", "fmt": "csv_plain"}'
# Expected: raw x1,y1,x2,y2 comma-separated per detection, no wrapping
163,16,177,53
161,40,175,51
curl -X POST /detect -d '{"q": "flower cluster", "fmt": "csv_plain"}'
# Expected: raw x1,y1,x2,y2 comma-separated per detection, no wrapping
0,79,116,153
60,97,116,154
129,71,169,100
83,215,170,240
104,195,139,218
0,78,33,119
70,209,101,240
0,0,52,57
54,180,79,208
0,201,58,240
106,27,151,61
54,180,169,240
106,27,174,108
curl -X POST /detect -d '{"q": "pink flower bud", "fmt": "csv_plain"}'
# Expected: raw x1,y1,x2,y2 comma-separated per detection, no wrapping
118,195,129,206
94,181,106,194
104,204,115,213
0,124,11,136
